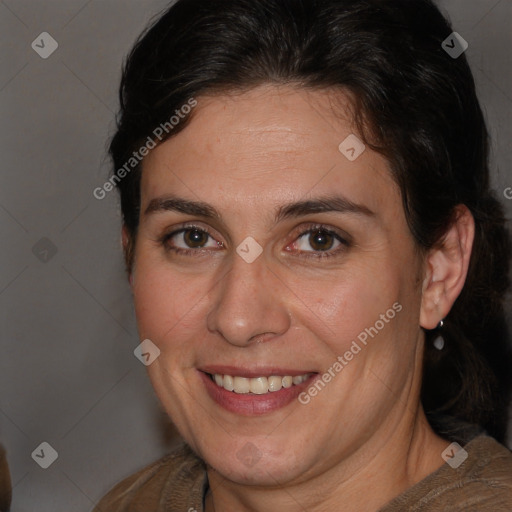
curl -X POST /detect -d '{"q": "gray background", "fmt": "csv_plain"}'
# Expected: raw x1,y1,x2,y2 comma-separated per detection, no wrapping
0,0,511,510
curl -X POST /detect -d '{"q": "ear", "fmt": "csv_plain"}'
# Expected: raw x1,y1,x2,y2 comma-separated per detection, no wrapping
420,205,475,330
121,224,134,285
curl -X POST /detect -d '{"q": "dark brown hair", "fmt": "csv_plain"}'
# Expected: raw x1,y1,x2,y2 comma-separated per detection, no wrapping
109,0,512,442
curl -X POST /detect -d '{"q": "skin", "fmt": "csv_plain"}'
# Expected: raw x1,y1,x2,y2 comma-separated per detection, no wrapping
125,85,475,512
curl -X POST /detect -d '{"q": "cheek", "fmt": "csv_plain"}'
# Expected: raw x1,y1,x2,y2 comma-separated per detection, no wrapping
132,255,208,344
291,258,403,355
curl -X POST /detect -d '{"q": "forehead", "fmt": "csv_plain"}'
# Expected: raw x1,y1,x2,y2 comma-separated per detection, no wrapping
140,85,398,219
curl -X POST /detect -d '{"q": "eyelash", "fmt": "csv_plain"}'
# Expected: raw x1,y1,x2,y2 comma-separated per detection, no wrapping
159,223,350,259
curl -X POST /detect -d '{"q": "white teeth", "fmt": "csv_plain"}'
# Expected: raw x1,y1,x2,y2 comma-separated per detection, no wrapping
211,373,311,394
250,377,268,395
233,376,251,394
223,374,234,391
282,376,293,388
267,376,283,392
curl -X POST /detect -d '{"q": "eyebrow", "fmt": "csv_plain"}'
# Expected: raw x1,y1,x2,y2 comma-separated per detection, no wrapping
275,196,374,222
145,196,219,219
144,195,375,221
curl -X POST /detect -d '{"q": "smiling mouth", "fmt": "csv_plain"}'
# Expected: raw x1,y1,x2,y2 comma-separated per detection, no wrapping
207,372,316,394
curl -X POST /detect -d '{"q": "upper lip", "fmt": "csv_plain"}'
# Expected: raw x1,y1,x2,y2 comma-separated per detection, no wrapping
199,366,318,378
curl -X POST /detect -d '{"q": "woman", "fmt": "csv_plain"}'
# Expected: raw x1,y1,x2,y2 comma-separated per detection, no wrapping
95,0,512,510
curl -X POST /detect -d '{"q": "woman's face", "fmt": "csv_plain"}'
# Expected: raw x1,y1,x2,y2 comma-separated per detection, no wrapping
131,85,426,485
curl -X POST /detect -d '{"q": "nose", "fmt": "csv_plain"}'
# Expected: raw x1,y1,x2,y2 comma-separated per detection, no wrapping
206,255,291,347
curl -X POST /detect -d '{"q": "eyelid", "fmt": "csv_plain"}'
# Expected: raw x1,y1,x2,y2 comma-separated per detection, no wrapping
161,221,215,237
290,222,351,244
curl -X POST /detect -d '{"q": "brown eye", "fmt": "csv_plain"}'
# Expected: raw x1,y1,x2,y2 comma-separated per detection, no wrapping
308,230,335,251
183,228,209,248
161,227,221,253
289,226,349,258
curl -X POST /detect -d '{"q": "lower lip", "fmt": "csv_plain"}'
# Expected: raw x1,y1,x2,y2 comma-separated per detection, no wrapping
199,371,317,416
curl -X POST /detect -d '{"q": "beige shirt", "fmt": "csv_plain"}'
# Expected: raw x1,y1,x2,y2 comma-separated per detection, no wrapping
94,435,512,512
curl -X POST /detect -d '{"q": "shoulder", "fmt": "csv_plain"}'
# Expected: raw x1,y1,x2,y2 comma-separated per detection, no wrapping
382,435,512,512
93,443,207,512
460,435,512,485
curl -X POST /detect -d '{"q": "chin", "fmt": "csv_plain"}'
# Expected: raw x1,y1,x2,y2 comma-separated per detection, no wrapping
197,435,310,486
